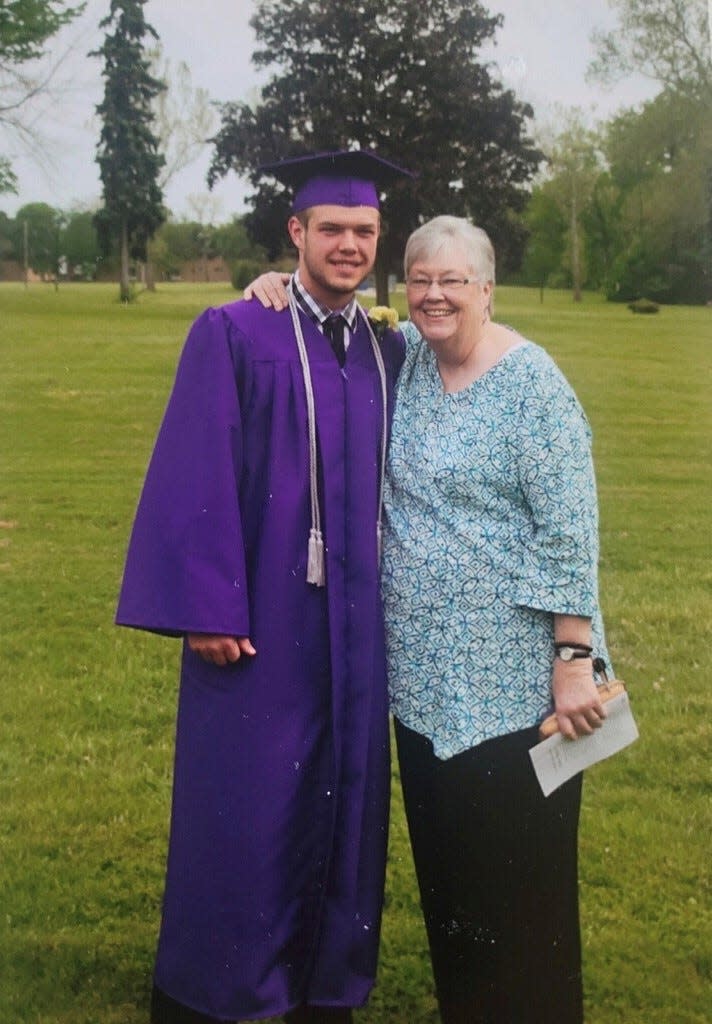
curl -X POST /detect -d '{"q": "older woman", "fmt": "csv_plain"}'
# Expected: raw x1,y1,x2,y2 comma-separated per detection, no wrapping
245,215,610,1024
382,216,609,1024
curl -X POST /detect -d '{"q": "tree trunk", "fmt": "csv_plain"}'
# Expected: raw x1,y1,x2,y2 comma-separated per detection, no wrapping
706,163,712,304
119,218,131,303
570,189,582,302
375,254,389,306
23,220,29,289
145,260,156,291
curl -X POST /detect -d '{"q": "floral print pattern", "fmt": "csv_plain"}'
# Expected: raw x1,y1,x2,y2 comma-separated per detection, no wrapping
382,323,610,759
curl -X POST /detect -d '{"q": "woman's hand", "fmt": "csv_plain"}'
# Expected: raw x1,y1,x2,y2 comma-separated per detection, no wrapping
187,633,257,667
242,272,291,310
552,659,606,740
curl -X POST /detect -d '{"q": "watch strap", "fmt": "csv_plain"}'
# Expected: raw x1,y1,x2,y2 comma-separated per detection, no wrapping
554,640,592,653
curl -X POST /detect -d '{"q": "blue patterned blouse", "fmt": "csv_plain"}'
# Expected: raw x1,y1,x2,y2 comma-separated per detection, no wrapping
381,322,610,759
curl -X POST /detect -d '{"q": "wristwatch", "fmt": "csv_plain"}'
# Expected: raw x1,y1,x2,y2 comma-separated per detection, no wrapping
555,645,592,662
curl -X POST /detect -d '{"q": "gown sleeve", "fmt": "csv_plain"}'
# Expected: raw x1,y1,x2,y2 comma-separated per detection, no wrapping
116,307,250,638
511,353,600,618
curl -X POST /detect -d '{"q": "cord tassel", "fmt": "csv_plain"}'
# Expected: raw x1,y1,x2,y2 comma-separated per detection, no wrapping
287,284,388,589
307,527,325,587
287,284,325,588
362,310,389,570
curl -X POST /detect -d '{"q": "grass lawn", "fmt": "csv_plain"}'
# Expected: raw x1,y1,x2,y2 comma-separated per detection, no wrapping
1,281,710,1023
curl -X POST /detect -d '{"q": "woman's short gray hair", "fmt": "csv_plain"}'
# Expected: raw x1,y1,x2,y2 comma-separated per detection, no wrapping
404,216,496,285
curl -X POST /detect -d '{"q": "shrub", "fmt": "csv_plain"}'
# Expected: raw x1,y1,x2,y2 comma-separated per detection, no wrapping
627,297,660,314
231,259,265,291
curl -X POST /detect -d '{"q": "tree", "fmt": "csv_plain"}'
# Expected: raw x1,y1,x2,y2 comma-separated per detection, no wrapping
579,172,625,292
213,216,264,265
589,0,711,99
0,0,83,63
155,219,206,266
150,217,214,279
0,209,15,261
589,0,711,303
600,91,711,302
92,0,166,302
0,1,85,178
207,0,540,303
11,200,62,278
0,157,17,194
148,219,196,280
520,186,567,301
149,46,215,192
62,208,100,279
150,214,265,282
142,46,217,289
539,112,602,302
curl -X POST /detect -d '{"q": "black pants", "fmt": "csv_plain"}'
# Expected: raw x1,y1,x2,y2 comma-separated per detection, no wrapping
150,985,353,1024
395,719,584,1024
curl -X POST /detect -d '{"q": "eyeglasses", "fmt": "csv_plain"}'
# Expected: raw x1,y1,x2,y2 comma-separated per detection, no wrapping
406,276,475,292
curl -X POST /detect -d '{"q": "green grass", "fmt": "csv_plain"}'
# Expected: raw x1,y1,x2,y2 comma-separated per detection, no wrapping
1,282,710,1023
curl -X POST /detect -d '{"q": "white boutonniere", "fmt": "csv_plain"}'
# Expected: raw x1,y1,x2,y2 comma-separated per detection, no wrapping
368,305,399,339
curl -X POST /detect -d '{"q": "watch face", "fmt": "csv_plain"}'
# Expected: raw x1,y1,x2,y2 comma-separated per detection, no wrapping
558,647,575,661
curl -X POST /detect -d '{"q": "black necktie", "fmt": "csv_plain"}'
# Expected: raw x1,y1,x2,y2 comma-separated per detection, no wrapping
324,313,347,367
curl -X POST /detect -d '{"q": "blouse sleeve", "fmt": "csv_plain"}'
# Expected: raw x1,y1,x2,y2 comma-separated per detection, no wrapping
510,353,600,618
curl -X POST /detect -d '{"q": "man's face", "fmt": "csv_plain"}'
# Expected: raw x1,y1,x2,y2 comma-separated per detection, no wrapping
288,205,380,308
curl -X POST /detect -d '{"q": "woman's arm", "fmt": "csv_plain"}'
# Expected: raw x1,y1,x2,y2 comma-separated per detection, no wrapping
512,353,609,739
242,271,291,310
512,353,601,617
552,613,605,739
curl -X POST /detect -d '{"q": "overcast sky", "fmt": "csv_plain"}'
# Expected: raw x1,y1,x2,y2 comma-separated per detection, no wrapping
1,0,657,221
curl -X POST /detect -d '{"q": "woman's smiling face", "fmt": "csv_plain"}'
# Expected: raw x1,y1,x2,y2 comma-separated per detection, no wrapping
406,243,492,352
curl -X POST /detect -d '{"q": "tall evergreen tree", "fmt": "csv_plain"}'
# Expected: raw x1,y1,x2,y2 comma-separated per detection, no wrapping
207,0,540,302
92,0,165,301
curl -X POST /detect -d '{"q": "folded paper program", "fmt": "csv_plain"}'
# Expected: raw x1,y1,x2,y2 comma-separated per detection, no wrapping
530,690,639,797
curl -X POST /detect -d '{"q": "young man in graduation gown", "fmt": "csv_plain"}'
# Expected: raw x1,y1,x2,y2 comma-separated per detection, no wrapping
116,151,411,1024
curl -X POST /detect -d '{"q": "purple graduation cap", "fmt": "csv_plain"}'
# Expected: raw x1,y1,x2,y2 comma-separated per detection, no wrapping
260,148,414,213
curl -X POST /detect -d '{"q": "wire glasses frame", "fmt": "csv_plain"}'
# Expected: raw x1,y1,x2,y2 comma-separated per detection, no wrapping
405,276,476,293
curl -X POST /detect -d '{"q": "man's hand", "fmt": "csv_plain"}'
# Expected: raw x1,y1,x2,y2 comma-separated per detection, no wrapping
187,634,257,667
242,271,291,310
552,659,606,740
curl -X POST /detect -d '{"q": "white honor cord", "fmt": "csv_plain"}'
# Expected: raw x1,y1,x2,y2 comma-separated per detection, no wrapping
287,283,325,586
360,309,389,562
286,283,389,586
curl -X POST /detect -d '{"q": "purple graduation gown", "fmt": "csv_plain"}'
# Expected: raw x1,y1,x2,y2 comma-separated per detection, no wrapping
116,299,404,1021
